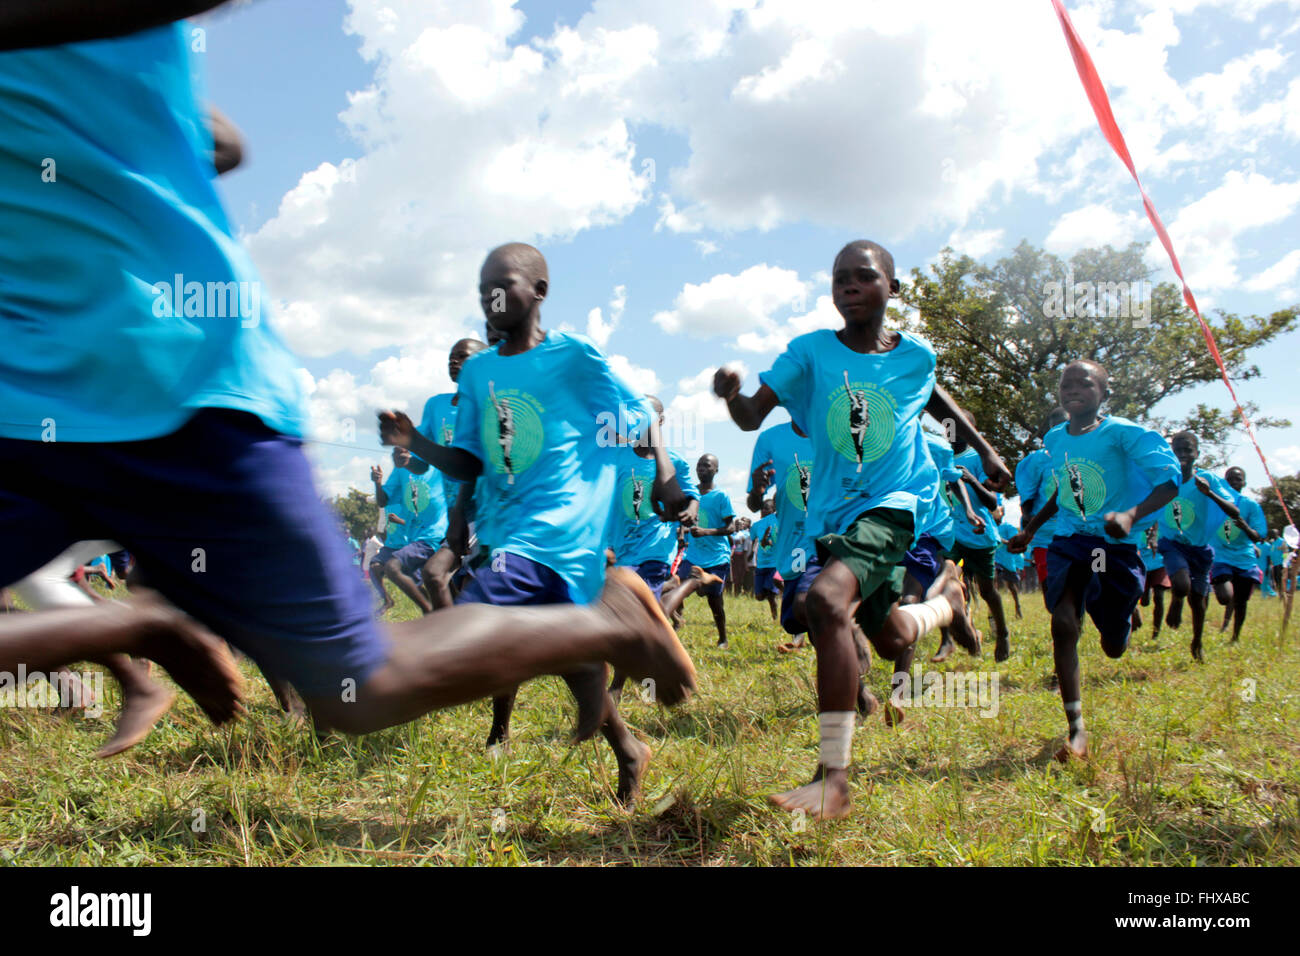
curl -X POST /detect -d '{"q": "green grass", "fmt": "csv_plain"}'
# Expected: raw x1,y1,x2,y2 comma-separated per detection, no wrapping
2,583,1299,865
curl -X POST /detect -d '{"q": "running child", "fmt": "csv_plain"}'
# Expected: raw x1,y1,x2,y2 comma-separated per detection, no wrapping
382,242,694,803
373,446,447,615
993,519,1024,620
714,239,1002,819
0,14,696,769
1015,408,1069,603
922,428,988,664
1135,523,1169,641
1007,360,1179,761
679,454,737,648
948,411,1012,660
410,338,487,607
1157,432,1258,661
750,499,780,620
1211,465,1267,642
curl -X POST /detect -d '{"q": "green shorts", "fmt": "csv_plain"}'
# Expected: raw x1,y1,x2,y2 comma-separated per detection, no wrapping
947,541,997,580
816,507,914,637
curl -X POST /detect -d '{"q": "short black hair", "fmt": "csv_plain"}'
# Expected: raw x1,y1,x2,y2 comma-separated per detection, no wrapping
1170,430,1199,449
835,240,895,281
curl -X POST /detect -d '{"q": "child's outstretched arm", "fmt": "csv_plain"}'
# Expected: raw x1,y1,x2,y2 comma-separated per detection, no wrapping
713,369,778,432
378,411,482,482
950,480,985,535
925,386,1011,489
1193,476,1264,542
958,465,1000,511
1104,480,1178,540
0,0,227,51
1007,497,1058,553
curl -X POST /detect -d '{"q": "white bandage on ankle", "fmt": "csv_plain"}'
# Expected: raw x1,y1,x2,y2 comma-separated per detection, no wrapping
1064,700,1084,733
898,596,953,637
818,711,856,770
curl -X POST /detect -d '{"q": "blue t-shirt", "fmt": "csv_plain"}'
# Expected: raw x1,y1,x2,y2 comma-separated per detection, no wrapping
1271,539,1289,567
949,447,1002,549
919,432,963,550
347,537,361,566
381,467,447,549
417,392,465,508
0,24,305,442
608,449,699,566
1016,447,1060,551
685,489,737,568
748,422,817,578
1213,489,1266,571
994,522,1023,571
760,329,939,546
1138,526,1164,571
1043,417,1180,545
452,330,649,604
1158,468,1232,548
751,514,779,569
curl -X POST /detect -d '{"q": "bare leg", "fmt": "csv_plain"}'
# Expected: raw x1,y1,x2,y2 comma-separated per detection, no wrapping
976,575,1009,662
304,568,696,734
383,557,433,615
369,563,395,611
706,591,728,647
422,546,459,610
0,594,244,737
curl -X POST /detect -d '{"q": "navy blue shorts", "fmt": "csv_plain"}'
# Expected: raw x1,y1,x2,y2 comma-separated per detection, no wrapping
456,550,571,607
902,534,945,592
1212,561,1262,586
779,553,824,635
1045,534,1143,657
1158,538,1214,596
753,566,779,598
628,559,672,600
0,409,387,697
375,539,436,581
676,559,729,598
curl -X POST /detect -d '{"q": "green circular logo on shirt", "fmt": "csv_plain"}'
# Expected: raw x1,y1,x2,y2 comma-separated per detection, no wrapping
1055,460,1107,519
825,379,895,468
481,384,544,482
404,477,431,516
622,473,651,521
1215,518,1243,546
783,458,813,512
1164,496,1198,534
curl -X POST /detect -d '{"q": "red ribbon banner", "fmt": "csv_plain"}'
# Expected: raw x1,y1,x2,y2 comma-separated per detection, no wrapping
1050,0,1295,529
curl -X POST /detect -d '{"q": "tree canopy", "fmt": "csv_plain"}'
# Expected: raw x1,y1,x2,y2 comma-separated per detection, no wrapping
897,241,1296,481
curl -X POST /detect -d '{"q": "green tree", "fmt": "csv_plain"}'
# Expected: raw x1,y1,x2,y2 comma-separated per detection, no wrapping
329,487,378,543
1253,473,1300,533
897,241,1296,485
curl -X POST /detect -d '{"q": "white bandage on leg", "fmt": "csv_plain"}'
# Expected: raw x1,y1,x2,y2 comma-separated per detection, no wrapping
1064,700,1084,733
818,711,856,770
11,540,121,610
897,596,954,637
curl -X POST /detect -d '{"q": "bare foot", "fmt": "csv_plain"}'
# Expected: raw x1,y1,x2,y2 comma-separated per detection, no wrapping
929,561,981,656
1054,728,1089,763
97,678,175,759
125,593,244,727
883,698,904,727
856,682,878,718
690,565,724,587
994,631,1010,663
929,635,954,663
1166,603,1182,629
599,568,697,707
1190,637,1204,662
776,640,802,654
614,738,652,805
769,766,852,820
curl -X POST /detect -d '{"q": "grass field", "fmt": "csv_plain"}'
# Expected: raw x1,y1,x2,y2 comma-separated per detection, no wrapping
2,581,1298,866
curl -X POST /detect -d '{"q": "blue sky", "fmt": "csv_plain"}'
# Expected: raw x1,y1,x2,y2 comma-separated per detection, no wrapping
199,0,1300,519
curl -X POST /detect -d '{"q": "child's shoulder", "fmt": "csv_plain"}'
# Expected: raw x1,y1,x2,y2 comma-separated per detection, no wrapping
893,328,937,360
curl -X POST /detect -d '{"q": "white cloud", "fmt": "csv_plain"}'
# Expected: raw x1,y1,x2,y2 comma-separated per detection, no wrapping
1044,203,1148,254
652,264,807,338
586,284,627,347
608,352,662,395
1244,249,1300,294
695,239,720,256
1152,170,1300,291
1270,444,1300,471
944,227,1006,260
668,361,749,426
